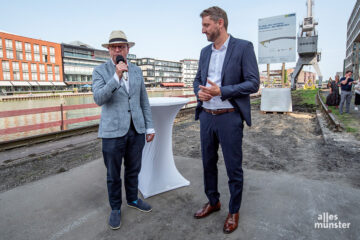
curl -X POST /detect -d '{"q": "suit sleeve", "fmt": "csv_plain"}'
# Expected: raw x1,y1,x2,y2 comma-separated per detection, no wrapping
193,49,203,99
220,42,260,99
92,67,119,106
139,68,154,130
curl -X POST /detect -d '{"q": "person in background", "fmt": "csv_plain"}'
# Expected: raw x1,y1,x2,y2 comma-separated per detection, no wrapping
339,70,357,114
326,75,341,107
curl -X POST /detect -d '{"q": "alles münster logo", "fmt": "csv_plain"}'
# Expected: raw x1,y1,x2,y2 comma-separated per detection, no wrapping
314,212,351,229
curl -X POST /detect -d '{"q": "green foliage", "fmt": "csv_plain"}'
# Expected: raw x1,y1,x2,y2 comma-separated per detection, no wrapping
251,99,261,105
292,89,318,106
328,106,359,134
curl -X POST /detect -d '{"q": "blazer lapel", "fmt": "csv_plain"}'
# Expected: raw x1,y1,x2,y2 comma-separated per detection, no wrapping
221,35,235,82
202,47,212,85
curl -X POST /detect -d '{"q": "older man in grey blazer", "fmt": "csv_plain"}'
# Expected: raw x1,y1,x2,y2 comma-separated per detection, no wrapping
92,30,155,230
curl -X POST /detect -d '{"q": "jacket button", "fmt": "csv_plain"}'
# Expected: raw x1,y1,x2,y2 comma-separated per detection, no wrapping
129,97,131,100
128,110,131,112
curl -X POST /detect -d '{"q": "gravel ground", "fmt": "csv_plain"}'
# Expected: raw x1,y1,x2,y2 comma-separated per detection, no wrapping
173,104,360,189
1,103,359,192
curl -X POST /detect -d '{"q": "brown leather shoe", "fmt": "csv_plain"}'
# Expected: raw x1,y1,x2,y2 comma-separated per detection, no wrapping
223,212,239,234
194,201,221,219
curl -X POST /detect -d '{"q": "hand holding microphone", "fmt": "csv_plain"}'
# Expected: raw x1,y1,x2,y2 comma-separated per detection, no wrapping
115,55,128,80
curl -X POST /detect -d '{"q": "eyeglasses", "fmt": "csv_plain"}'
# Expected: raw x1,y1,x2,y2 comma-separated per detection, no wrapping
109,45,128,50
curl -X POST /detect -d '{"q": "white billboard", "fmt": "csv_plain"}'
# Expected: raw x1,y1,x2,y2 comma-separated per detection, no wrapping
258,13,296,64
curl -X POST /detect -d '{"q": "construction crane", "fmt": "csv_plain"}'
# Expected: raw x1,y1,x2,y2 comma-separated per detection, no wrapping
291,0,323,89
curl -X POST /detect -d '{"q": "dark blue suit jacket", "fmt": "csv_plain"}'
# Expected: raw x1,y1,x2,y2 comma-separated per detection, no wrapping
193,35,260,126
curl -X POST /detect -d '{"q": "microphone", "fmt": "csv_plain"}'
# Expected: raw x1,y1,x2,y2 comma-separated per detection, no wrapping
115,55,128,80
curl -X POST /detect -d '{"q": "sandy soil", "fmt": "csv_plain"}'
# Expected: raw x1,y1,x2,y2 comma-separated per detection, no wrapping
173,105,360,189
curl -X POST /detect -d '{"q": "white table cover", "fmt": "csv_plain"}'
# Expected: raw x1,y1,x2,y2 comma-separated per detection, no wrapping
138,97,190,198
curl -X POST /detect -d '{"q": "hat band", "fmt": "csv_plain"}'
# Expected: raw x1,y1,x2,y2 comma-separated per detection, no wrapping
109,38,128,43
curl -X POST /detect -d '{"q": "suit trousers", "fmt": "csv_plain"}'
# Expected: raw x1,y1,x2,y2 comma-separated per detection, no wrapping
102,121,145,210
199,110,244,214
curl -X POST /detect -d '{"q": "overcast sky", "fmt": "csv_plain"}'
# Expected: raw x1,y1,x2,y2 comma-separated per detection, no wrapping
0,0,355,79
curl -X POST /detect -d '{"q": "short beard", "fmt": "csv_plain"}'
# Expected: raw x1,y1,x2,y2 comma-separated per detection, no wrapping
207,28,221,42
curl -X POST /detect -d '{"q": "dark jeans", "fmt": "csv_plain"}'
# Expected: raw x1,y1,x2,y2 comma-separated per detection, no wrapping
199,110,244,214
102,122,145,210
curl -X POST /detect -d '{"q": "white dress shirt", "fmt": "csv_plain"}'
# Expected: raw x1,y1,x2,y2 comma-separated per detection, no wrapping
111,58,155,134
202,35,233,110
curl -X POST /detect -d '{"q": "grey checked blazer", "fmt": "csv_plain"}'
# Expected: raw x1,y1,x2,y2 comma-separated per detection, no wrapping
92,59,153,138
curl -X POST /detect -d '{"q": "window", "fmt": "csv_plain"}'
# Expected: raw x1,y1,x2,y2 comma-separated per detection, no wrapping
23,72,29,80
34,44,39,53
2,61,10,71
2,61,11,80
47,65,53,73
40,73,46,81
25,43,31,52
42,54,48,62
22,63,29,72
34,53,40,62
3,71,11,80
12,62,19,71
42,46,47,55
32,73,38,81
26,52,32,61
16,51,23,60
6,50,14,59
55,74,60,81
31,63,37,72
50,56,55,63
15,41,22,51
48,73,53,81
5,39,13,49
39,64,45,73
50,47,55,55
54,66,59,74
13,71,20,80
42,46,48,62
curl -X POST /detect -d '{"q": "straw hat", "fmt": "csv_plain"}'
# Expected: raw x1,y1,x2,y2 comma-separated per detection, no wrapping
102,30,135,48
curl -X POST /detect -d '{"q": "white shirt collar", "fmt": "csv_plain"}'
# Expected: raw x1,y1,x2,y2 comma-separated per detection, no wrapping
212,34,230,51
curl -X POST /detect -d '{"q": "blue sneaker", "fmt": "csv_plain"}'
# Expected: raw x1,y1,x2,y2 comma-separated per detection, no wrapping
127,199,152,212
109,210,121,230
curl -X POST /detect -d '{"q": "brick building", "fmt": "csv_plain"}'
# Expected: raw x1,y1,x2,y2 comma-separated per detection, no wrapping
0,31,64,93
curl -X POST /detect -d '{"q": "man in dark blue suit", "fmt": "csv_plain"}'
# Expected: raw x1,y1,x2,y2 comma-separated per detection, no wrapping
193,6,259,234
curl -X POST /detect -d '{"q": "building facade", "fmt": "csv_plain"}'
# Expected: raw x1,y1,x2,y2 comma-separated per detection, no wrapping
136,58,182,87
62,41,108,89
0,31,64,93
181,59,198,87
0,32,199,93
62,42,137,89
345,0,360,80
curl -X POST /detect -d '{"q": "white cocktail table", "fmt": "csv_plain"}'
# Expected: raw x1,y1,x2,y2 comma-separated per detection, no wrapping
138,97,190,198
